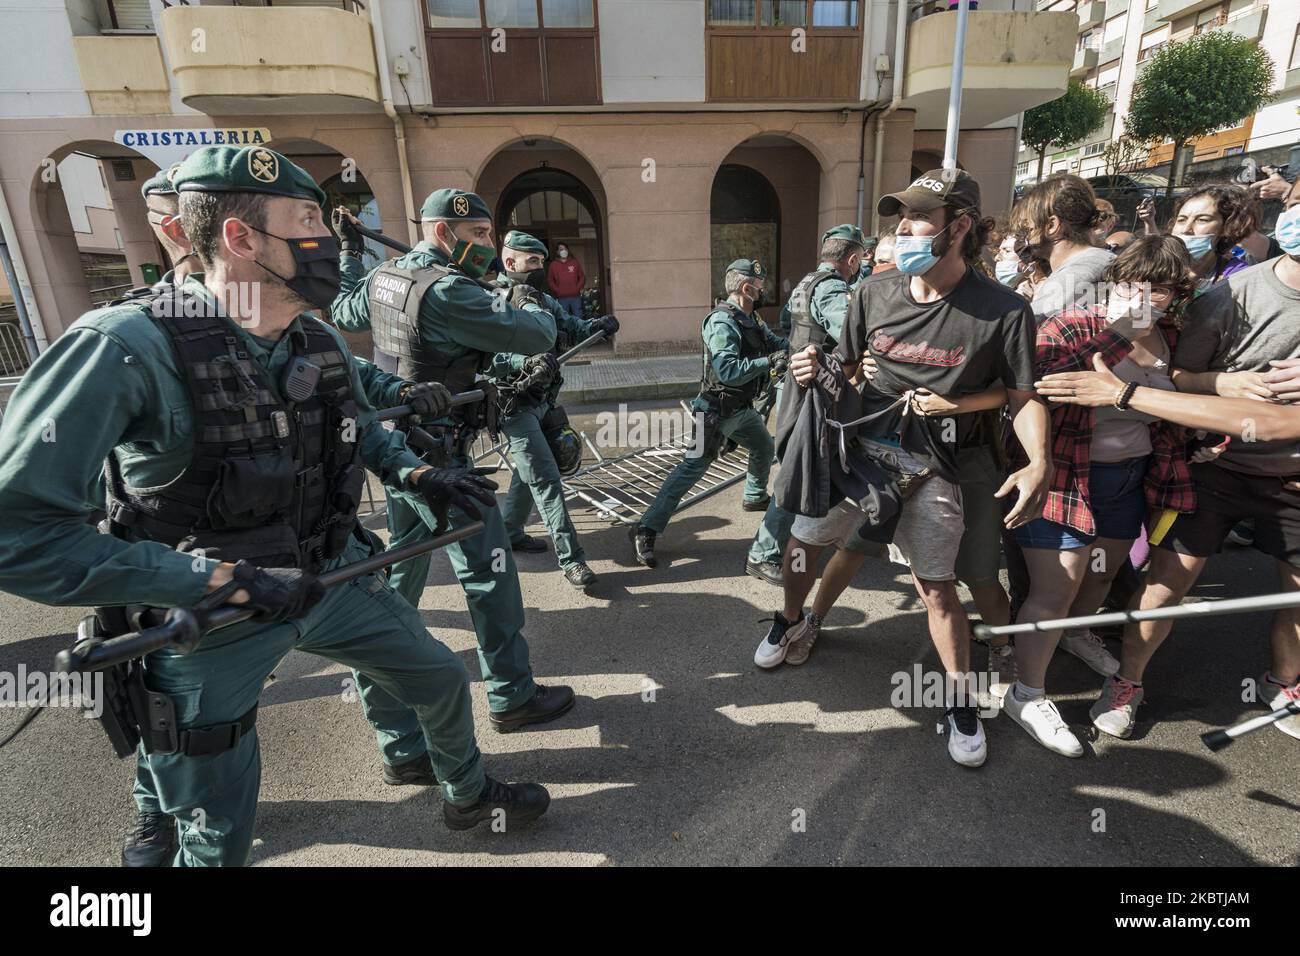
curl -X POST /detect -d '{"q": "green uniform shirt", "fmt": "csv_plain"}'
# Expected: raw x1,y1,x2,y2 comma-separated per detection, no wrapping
332,241,556,362
0,277,424,610
778,263,854,343
486,276,596,382
704,306,788,389
355,356,408,409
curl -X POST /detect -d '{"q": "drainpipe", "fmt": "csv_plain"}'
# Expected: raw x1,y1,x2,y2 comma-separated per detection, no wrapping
368,0,418,246
870,0,911,235
0,181,48,361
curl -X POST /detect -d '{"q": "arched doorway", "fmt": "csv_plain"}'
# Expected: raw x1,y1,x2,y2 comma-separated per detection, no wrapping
711,135,823,319
496,168,605,314
476,139,609,317
28,141,162,336
709,164,780,304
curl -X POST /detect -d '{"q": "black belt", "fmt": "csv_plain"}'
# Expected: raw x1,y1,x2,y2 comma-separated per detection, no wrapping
178,704,258,757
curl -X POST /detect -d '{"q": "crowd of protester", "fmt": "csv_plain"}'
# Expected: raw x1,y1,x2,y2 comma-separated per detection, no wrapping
756,166,1300,766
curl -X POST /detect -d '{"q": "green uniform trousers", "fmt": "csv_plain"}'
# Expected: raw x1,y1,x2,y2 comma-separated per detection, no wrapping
501,404,585,571
641,405,773,535
747,499,795,565
383,483,537,713
134,538,484,866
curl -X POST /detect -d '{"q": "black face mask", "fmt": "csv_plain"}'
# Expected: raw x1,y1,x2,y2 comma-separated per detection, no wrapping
249,226,341,310
507,268,547,291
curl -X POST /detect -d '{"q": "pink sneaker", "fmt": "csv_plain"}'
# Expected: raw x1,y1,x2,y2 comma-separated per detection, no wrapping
1090,675,1143,739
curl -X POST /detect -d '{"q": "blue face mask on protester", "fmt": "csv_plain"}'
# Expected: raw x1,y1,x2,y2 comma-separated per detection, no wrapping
1275,205,1300,256
995,260,1021,285
1178,233,1216,260
895,236,942,275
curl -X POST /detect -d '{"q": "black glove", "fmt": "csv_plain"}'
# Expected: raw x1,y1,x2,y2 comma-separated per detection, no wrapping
522,353,560,386
330,207,364,256
416,466,500,522
593,314,620,337
767,350,789,377
400,381,452,421
197,560,325,625
509,283,544,310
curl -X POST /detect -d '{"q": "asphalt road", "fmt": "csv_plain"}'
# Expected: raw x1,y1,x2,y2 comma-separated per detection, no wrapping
0,399,1296,866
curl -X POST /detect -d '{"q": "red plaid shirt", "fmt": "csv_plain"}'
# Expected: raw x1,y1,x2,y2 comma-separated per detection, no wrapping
1011,305,1197,537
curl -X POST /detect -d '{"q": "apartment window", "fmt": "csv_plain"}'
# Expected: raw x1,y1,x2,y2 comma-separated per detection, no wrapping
709,0,860,28
1102,13,1126,44
429,0,593,28
1290,23,1300,69
424,0,600,105
1079,29,1097,51
1223,145,1245,156
1138,24,1169,60
1016,161,1031,176
1098,63,1120,87
1083,142,1107,157
97,0,153,32
1145,0,1157,9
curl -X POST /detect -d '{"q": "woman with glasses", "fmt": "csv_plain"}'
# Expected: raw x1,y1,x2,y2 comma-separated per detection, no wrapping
998,236,1199,756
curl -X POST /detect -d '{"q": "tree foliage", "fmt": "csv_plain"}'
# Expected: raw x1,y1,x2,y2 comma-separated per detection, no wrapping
1127,31,1275,147
1021,80,1111,180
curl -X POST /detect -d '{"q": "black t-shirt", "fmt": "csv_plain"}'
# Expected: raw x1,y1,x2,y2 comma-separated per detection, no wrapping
834,266,1036,479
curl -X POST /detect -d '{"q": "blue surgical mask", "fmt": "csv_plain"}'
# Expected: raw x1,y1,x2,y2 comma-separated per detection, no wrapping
1178,233,1216,260
895,236,939,276
995,260,1021,285
1275,205,1300,256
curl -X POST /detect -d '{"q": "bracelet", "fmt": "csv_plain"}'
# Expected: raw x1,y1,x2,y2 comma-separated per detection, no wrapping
1114,381,1139,410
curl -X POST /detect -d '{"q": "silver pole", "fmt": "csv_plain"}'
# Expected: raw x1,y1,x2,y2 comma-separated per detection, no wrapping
941,0,972,170
973,589,1300,641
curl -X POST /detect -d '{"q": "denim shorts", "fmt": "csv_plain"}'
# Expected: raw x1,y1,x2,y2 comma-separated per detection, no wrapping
1015,455,1150,550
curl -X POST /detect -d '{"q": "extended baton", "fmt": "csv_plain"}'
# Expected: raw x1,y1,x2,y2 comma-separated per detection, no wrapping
971,590,1300,644
1201,702,1300,751
56,522,486,674
377,388,486,423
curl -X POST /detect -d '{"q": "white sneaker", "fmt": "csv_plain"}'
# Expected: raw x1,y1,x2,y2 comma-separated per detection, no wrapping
753,613,802,669
1090,675,1144,739
1003,688,1084,757
1259,672,1300,741
1060,629,1120,677
943,706,987,767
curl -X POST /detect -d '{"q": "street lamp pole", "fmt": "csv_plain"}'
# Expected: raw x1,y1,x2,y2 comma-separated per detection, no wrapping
941,0,972,171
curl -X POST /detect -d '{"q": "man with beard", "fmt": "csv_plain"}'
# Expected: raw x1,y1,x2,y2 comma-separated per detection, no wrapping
764,170,1050,767
0,147,551,865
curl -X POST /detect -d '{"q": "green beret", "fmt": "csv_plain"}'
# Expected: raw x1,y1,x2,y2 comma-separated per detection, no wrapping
502,230,548,257
140,163,181,199
726,258,767,279
420,188,491,222
172,146,326,206
820,224,868,249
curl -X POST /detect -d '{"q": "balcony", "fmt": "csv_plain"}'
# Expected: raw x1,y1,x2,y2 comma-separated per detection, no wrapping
1209,6,1267,42
1155,0,1223,22
1078,1,1104,30
904,10,1077,128
1098,34,1124,64
72,35,170,115
159,6,382,115
1072,44,1100,76
1103,0,1129,16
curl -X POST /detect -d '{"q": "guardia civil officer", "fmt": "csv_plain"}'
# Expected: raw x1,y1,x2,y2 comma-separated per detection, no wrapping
488,229,618,589
0,146,551,866
745,225,868,587
331,190,576,732
112,164,201,304
630,259,788,568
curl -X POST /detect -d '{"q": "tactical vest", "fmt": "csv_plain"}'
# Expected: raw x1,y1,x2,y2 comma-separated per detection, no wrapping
368,261,486,397
103,287,364,571
787,269,842,351
699,303,770,411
